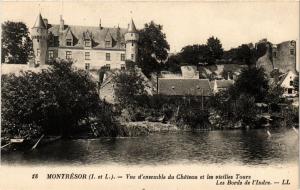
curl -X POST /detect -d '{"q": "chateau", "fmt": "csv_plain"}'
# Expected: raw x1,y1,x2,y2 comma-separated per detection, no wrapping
31,13,139,70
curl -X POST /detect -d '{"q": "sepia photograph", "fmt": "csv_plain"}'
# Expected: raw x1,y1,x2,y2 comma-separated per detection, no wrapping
0,1,299,189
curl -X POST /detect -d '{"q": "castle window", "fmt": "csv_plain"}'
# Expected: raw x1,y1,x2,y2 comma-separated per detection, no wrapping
121,53,125,61
85,63,90,70
290,81,294,86
48,50,54,60
85,40,91,47
66,39,72,46
66,51,72,60
105,41,111,48
106,64,111,70
85,52,90,60
121,64,126,70
106,53,111,61
290,49,295,55
131,54,134,60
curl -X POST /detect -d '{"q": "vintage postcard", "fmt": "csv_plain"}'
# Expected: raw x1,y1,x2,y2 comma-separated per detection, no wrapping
0,1,299,190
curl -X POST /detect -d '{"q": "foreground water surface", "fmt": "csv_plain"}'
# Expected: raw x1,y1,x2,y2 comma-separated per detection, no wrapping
1,129,298,166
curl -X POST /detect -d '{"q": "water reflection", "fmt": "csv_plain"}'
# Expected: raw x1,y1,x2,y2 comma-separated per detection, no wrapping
1,129,298,166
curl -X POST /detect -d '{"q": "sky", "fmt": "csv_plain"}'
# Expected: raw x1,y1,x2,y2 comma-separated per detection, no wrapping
1,1,299,52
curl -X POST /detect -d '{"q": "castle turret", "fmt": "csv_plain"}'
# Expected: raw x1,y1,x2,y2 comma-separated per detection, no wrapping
31,13,48,66
125,19,139,62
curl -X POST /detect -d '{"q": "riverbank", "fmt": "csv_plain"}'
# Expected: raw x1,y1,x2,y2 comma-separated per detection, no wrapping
121,121,179,136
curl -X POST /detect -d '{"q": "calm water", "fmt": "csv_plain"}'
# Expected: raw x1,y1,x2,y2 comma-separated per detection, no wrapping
1,129,298,166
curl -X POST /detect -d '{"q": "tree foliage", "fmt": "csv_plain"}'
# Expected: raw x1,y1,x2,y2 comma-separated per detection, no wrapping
236,44,254,65
231,67,269,102
1,21,33,64
1,60,104,138
113,67,148,108
138,21,170,76
179,44,212,65
206,36,223,60
210,67,272,126
164,36,223,72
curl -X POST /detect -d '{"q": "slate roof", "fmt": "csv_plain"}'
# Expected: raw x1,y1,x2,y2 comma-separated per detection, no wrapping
128,19,137,33
33,13,46,29
47,24,127,49
158,78,212,96
216,80,234,89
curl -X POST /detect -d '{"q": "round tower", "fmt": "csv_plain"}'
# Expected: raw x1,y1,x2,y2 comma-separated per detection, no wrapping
125,19,139,62
31,13,48,66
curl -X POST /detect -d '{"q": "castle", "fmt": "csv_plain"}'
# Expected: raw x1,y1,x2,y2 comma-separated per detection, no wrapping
31,13,139,70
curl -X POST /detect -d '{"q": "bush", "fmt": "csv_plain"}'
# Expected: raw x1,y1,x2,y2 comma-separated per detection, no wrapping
1,60,116,138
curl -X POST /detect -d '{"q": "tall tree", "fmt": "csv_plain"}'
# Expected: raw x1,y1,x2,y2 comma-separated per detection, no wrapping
236,44,255,65
138,21,170,76
1,21,33,64
206,36,223,61
180,44,211,65
231,67,269,102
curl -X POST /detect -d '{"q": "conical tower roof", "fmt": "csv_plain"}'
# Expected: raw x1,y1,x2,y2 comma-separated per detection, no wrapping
127,19,137,33
33,13,46,29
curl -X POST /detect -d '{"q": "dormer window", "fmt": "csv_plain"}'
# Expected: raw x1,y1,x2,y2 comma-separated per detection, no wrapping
66,39,72,46
105,41,111,48
85,40,91,47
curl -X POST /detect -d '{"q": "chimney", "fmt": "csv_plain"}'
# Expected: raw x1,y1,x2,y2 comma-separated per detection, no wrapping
43,18,48,28
59,15,64,33
99,18,102,29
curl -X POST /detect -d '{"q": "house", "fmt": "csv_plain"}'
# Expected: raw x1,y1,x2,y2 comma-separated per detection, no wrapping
277,70,298,97
211,79,234,94
31,13,138,70
158,78,212,96
158,65,212,96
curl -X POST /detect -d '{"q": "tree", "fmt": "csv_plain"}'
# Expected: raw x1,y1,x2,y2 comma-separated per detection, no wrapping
1,21,33,64
206,36,223,61
1,60,103,138
236,44,254,65
113,67,148,107
138,21,170,76
179,44,211,65
164,54,181,73
231,67,269,102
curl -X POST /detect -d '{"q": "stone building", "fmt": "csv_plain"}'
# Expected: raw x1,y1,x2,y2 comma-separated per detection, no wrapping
272,40,297,74
255,39,297,74
31,13,138,70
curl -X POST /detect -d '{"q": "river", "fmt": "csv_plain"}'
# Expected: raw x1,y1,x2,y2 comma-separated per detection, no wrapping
1,128,298,166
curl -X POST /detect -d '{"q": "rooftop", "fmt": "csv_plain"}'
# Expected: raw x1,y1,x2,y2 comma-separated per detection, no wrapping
158,78,212,96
